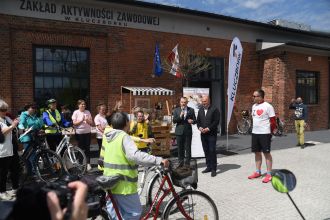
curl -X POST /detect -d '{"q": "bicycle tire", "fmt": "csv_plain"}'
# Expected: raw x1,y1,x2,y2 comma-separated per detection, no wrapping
147,172,183,214
18,157,29,185
237,119,251,134
62,146,87,175
162,190,219,220
34,149,64,183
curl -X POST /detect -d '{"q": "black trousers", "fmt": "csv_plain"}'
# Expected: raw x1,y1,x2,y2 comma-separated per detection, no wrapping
201,134,217,171
96,138,102,157
176,134,192,165
46,134,63,152
75,133,91,163
0,155,19,193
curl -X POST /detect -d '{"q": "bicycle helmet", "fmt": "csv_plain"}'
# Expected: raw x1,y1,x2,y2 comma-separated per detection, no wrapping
46,98,57,106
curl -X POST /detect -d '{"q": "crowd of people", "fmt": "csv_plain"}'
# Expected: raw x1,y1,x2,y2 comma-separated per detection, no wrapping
0,90,309,219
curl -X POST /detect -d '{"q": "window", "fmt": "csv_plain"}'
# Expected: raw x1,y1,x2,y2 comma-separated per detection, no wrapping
34,46,90,109
296,71,319,104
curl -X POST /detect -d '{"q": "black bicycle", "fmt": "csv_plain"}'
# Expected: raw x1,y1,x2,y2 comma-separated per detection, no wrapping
18,129,64,184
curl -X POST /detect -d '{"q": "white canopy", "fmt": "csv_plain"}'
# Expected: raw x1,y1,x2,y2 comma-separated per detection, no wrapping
121,87,174,96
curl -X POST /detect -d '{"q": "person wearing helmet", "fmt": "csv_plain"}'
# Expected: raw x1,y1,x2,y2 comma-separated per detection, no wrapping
42,99,71,151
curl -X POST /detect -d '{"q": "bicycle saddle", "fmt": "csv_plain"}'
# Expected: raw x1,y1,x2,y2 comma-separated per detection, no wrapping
96,175,122,189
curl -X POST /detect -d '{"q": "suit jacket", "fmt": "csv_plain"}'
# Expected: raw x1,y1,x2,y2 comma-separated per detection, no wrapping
173,106,196,136
197,105,220,136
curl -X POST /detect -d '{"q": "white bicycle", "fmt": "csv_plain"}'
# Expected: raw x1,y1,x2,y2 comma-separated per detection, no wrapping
50,126,87,176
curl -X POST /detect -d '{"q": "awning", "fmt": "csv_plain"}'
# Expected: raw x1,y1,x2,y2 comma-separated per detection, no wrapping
121,87,174,96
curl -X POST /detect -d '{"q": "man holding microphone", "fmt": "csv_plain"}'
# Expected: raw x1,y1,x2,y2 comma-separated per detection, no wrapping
173,97,196,167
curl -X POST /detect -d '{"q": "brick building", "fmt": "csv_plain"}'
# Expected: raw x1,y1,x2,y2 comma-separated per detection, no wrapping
0,0,329,133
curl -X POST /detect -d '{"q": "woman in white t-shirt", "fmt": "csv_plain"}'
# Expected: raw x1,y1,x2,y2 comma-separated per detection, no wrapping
0,99,20,200
94,104,108,152
72,100,93,171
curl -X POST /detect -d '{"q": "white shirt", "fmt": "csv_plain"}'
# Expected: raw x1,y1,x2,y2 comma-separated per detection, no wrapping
252,102,275,134
181,107,187,119
94,114,108,139
0,116,13,158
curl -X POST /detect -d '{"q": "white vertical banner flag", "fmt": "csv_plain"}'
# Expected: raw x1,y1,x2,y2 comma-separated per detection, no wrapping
227,37,243,128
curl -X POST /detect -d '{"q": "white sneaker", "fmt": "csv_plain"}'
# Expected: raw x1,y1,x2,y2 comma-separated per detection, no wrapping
0,192,12,201
87,164,92,171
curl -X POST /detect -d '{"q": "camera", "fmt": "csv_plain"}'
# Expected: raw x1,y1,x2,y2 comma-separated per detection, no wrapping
3,175,78,220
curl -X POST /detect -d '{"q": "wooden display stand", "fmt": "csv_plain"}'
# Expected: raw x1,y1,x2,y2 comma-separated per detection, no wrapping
151,125,172,157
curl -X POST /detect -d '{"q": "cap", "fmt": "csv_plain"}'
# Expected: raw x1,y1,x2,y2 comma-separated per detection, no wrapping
46,99,57,106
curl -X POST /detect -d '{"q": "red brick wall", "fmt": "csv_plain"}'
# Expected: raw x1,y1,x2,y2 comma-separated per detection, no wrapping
0,14,328,133
285,52,329,131
261,51,329,132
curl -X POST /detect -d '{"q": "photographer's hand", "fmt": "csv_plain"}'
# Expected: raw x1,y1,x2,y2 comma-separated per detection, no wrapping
47,181,88,220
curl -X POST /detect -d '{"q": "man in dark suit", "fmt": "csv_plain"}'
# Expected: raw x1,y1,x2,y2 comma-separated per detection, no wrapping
197,95,220,177
173,97,196,166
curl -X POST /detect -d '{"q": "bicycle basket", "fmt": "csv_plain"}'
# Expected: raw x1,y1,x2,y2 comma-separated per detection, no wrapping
241,110,249,117
170,159,198,189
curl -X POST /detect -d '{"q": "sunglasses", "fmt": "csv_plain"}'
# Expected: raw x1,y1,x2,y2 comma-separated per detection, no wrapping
0,109,8,112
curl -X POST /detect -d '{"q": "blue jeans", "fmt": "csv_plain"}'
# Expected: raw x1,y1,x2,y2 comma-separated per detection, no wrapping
106,193,142,220
23,142,36,175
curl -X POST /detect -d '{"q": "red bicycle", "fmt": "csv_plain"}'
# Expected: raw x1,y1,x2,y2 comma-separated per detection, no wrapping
95,162,219,220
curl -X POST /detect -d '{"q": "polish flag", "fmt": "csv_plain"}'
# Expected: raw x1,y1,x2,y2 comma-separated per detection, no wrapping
167,44,182,78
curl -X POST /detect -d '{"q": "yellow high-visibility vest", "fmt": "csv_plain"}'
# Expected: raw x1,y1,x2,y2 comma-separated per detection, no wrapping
103,131,138,195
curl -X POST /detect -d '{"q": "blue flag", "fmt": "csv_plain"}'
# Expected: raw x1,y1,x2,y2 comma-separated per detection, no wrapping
154,43,163,77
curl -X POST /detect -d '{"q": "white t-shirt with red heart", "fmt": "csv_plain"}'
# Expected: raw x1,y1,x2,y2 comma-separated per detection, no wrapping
252,102,275,134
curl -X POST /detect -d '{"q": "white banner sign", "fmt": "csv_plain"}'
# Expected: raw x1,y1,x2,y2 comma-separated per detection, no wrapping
227,37,243,128
183,87,209,158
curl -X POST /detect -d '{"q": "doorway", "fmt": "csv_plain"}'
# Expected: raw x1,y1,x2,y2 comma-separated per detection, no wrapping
188,57,225,135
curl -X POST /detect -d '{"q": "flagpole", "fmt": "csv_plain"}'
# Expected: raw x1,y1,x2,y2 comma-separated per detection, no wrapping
226,125,229,151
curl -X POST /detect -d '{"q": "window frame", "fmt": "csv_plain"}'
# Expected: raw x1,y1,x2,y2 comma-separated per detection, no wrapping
32,45,90,108
295,70,319,105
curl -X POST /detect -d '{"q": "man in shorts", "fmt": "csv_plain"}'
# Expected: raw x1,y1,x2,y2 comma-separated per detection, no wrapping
248,89,277,183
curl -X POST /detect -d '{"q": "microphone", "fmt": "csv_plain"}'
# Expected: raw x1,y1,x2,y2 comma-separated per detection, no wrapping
181,107,186,119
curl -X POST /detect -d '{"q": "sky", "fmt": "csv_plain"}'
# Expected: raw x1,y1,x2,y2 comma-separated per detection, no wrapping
141,0,330,33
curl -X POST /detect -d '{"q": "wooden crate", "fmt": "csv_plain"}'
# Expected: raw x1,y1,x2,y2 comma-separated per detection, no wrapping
152,149,171,157
152,125,171,133
151,125,172,156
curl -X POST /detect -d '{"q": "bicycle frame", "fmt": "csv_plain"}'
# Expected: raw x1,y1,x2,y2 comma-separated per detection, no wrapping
106,168,192,220
52,129,79,164
55,134,70,155
138,165,157,195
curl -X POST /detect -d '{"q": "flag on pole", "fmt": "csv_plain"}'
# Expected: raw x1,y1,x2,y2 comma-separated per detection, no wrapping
167,44,182,78
227,37,243,128
153,43,163,77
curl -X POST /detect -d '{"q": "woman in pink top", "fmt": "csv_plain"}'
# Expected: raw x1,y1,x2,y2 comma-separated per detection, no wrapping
94,103,108,152
72,99,93,170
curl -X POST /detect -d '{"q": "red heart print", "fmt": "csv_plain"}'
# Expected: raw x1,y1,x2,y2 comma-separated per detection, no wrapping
256,109,263,116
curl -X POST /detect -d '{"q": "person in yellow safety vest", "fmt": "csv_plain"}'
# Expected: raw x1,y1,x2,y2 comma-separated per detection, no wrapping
98,114,156,172
129,110,155,152
42,99,71,151
101,112,169,220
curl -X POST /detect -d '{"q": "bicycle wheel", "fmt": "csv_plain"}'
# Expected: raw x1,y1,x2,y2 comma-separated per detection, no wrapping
34,149,64,183
18,157,29,185
162,190,219,220
62,146,87,175
147,173,181,213
237,119,251,134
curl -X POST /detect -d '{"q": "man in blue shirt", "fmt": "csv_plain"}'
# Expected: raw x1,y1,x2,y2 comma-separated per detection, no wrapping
289,97,308,148
43,99,71,151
